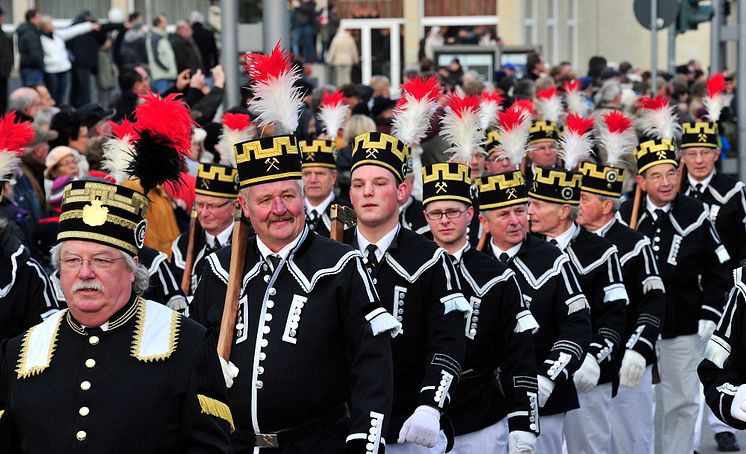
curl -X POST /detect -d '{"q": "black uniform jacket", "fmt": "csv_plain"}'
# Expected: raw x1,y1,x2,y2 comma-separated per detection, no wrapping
139,245,187,310
0,227,59,342
486,234,592,416
449,245,539,436
682,171,746,271
700,267,746,429
305,194,350,238
399,196,430,235
596,219,666,365
619,193,731,338
191,227,395,454
171,224,233,296
344,226,468,443
563,225,628,389
0,297,232,453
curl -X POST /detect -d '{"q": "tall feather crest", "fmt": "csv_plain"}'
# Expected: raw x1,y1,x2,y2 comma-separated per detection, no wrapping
130,91,196,194
535,88,563,122
598,111,636,167
391,76,443,146
318,90,349,137
440,94,483,164
102,119,139,184
704,73,731,122
0,112,34,155
563,80,587,115
478,91,504,129
217,113,253,167
243,42,303,135
497,104,531,167
512,99,535,116
559,113,595,171
636,94,680,140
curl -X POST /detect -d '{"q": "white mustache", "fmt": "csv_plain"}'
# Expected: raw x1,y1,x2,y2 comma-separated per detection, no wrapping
72,280,105,293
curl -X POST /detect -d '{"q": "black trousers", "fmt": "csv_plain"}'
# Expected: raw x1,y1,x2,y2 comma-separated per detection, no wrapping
70,66,92,108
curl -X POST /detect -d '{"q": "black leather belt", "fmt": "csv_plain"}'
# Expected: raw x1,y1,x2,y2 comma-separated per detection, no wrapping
235,404,349,448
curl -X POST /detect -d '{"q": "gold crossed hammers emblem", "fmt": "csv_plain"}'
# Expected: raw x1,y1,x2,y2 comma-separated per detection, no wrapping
698,133,708,142
366,148,379,159
200,178,211,189
265,157,280,172
656,150,668,159
435,181,448,193
506,188,518,199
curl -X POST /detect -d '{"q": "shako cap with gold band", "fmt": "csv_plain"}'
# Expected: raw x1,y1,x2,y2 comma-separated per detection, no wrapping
300,139,336,169
422,162,472,206
579,111,636,198
529,113,595,205
633,94,681,174
680,73,730,149
529,88,562,145
57,180,149,256
351,131,411,182
196,162,239,198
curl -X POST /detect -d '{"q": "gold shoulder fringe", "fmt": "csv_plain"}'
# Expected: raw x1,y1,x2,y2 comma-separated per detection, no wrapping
197,394,235,432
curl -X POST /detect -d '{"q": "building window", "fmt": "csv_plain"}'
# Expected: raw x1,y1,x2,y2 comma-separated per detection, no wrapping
35,0,110,20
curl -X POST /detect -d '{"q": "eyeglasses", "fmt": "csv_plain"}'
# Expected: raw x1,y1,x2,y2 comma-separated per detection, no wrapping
195,200,233,211
60,256,125,270
425,209,466,220
682,149,717,159
645,169,677,184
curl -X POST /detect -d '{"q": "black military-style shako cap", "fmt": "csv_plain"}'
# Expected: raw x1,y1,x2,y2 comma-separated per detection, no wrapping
422,162,472,207
578,162,625,198
196,162,239,199
476,170,528,210
528,167,582,205
680,121,719,149
351,132,411,182
633,135,678,174
299,139,336,169
233,134,302,188
483,129,501,156
528,120,559,145
57,180,149,256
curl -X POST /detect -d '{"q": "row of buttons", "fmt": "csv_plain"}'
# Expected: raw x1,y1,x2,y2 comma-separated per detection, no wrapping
77,335,99,442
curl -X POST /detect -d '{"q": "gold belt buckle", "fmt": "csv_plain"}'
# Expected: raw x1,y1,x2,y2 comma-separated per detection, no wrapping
255,432,279,448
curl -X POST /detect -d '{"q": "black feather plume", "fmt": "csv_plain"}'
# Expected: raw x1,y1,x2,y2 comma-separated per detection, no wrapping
127,130,184,195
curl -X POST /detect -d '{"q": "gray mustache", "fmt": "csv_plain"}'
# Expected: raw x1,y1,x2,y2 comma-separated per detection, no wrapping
72,280,105,293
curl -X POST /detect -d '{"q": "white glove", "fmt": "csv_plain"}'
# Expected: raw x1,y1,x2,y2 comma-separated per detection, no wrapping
573,354,601,393
731,384,746,423
397,405,441,447
537,374,555,408
619,349,646,388
219,357,239,389
698,320,717,342
509,430,537,454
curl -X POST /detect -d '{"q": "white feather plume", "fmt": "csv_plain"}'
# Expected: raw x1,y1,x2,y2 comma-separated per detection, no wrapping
560,132,594,171
391,96,438,146
597,128,636,168
440,98,484,164
318,104,349,138
102,137,135,184
217,129,252,167
536,93,563,122
478,98,502,130
565,90,587,115
704,93,732,123
250,72,303,135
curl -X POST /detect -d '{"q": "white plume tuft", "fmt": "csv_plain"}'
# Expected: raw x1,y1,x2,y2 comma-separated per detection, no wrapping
102,137,135,184
250,72,303,135
391,97,438,146
560,131,594,171
703,93,732,123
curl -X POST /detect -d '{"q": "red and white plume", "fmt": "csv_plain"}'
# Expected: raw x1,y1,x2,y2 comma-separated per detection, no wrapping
478,91,504,130
563,80,587,115
512,99,536,117
597,111,635,167
318,90,348,137
102,119,139,183
0,112,34,179
559,113,595,171
535,87,563,123
497,104,532,168
217,113,253,167
243,42,303,135
391,76,442,146
704,73,731,122
440,94,483,163
636,94,680,140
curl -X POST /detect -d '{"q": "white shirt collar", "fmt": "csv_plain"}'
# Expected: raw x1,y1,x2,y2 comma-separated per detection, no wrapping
256,228,305,262
83,321,109,331
357,224,400,262
305,191,335,215
591,217,616,236
646,196,672,218
547,223,578,251
204,223,234,249
490,240,522,259
450,242,470,263
688,169,716,190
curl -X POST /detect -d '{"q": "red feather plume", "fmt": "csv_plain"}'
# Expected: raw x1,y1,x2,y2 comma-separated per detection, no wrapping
134,91,195,155
401,76,443,102
110,119,139,141
0,112,34,155
603,111,633,134
536,87,557,100
638,94,670,111
320,90,346,109
242,42,293,84
707,73,727,97
481,91,504,105
564,113,595,135
222,112,252,132
498,105,529,132
447,94,481,118
512,99,535,116
563,80,581,93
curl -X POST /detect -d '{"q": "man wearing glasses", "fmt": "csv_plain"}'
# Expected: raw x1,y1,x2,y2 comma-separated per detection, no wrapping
422,162,539,454
171,162,238,296
299,138,346,237
0,180,233,451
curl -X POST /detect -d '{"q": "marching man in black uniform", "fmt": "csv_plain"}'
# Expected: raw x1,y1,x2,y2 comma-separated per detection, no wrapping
422,162,539,454
300,138,344,237
527,113,628,453
618,95,731,454
346,131,470,453
190,44,397,454
0,180,234,451
577,111,666,453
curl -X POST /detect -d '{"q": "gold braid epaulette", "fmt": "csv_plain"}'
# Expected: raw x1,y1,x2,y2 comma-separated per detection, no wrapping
197,394,235,432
